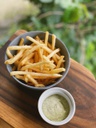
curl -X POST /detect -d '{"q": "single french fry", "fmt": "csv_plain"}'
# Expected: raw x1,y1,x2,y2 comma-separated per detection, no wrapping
7,45,32,50
15,75,25,81
47,48,60,59
19,38,24,46
5,49,24,64
35,36,41,42
45,31,49,46
24,69,28,83
47,42,52,49
38,48,43,61
29,67,42,72
56,56,64,68
40,68,65,74
52,34,56,50
6,48,13,58
10,71,62,78
20,61,49,71
27,74,38,86
17,38,24,53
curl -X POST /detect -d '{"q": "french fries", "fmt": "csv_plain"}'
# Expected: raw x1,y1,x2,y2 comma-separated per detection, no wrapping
5,31,66,87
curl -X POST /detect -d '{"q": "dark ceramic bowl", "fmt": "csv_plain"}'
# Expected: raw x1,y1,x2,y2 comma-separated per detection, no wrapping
5,31,70,90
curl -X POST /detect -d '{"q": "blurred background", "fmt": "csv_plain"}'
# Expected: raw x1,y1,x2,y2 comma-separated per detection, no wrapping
0,0,96,77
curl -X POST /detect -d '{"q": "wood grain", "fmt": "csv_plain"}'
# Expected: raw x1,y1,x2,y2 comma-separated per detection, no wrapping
0,30,96,128
0,118,13,128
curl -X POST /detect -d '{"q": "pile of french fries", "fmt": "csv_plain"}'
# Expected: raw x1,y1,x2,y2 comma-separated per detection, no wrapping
5,31,65,87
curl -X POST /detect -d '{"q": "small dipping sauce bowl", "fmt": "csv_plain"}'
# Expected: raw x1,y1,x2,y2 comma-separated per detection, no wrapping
38,87,76,126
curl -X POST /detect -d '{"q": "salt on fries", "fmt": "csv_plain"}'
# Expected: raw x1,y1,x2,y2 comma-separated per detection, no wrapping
5,31,65,87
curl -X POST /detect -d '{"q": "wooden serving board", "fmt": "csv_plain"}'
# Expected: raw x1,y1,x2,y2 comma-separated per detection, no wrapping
0,30,96,128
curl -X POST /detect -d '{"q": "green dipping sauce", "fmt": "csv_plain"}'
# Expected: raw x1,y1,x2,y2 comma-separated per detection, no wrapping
42,94,70,121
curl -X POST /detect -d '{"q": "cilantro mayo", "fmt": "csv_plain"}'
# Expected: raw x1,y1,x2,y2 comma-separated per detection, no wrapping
42,94,70,121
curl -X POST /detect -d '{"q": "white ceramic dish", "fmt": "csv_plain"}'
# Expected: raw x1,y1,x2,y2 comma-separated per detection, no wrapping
38,87,76,126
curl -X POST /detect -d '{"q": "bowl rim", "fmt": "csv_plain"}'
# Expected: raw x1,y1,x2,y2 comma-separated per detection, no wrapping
5,31,70,90
38,87,76,126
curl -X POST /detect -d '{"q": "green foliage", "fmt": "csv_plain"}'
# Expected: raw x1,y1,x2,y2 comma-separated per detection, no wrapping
63,6,82,23
2,0,96,77
54,0,73,9
85,33,96,76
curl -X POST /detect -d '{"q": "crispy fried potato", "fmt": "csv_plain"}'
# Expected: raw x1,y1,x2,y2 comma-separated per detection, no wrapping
5,31,65,87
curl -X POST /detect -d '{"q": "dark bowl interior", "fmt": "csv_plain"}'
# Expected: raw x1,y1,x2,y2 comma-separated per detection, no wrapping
5,31,70,90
